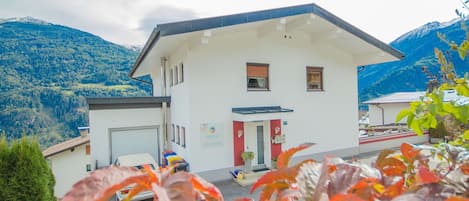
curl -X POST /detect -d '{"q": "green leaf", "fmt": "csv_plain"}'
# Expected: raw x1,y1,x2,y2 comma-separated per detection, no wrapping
407,113,415,126
410,119,423,135
463,130,469,140
430,116,438,128
458,39,469,59
395,109,410,123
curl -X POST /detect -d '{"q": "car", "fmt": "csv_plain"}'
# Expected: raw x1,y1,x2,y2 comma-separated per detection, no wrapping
113,153,159,201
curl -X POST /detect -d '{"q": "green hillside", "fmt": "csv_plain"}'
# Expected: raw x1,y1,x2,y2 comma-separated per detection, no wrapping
358,19,469,105
0,18,150,147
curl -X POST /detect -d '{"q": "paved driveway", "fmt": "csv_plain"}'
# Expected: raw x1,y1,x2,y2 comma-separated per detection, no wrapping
213,179,260,201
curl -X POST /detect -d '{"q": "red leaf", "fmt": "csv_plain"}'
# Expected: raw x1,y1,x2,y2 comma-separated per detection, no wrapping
277,143,315,169
347,178,383,201
446,196,469,201
461,163,469,175
250,167,297,194
233,198,253,201
382,178,405,199
259,182,289,201
415,165,440,185
400,143,420,161
190,174,223,201
330,193,366,201
62,166,148,201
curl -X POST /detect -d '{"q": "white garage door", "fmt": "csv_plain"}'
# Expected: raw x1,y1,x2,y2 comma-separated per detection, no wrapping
110,127,160,164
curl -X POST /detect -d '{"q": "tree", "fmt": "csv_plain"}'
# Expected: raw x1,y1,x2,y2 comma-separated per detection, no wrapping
0,137,55,201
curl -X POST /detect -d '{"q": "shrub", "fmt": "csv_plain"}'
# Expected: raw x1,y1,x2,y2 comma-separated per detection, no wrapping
0,136,55,201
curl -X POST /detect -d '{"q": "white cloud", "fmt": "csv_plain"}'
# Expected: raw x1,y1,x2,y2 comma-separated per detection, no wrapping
0,0,464,45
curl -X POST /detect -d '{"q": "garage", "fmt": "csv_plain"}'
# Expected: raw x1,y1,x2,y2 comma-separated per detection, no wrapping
110,127,161,164
87,97,169,169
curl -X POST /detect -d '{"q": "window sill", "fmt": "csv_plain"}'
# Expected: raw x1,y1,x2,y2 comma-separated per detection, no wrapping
248,88,270,92
307,89,325,92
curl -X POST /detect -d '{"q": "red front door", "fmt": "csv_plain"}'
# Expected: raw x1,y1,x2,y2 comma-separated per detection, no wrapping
233,121,244,166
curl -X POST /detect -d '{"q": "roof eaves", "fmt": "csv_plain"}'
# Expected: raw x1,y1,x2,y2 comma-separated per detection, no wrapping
129,29,161,78
43,137,90,158
310,5,404,59
130,3,404,78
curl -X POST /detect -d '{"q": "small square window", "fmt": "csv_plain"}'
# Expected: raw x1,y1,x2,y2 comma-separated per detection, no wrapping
306,67,324,91
247,63,269,91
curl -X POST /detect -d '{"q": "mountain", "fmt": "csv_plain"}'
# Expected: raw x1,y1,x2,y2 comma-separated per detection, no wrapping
0,17,151,147
359,19,469,104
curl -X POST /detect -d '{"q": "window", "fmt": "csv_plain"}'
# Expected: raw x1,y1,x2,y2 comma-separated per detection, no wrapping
175,65,179,84
180,63,184,83
169,68,173,87
306,67,323,91
181,127,186,148
86,164,91,172
176,126,180,145
172,124,175,142
247,63,269,90
85,144,90,155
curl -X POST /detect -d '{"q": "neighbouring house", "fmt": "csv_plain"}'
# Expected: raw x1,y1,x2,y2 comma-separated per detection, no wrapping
88,3,404,181
364,92,425,126
42,127,91,198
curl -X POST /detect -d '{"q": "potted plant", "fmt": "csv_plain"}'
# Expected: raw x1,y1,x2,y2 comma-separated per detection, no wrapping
241,151,254,172
429,121,449,144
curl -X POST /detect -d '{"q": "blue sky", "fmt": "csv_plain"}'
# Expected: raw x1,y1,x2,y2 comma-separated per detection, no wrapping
0,0,464,45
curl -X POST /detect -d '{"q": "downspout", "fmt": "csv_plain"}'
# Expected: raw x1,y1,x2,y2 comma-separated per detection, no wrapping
160,57,169,150
374,104,385,125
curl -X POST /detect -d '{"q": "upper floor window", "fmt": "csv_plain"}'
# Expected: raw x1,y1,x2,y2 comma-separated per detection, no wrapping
306,67,323,91
180,63,184,83
247,63,269,91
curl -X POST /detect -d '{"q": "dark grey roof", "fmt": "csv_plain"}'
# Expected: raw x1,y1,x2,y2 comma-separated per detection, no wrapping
232,106,293,115
87,96,170,110
130,3,404,78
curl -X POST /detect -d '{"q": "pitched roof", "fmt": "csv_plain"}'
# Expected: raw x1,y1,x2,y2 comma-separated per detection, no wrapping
43,135,89,158
130,3,404,78
363,92,425,104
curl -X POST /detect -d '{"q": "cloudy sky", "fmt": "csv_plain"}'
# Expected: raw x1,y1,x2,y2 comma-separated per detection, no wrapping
0,0,465,46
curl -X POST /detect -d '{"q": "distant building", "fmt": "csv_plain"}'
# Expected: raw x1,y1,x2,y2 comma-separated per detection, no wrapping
364,92,425,126
43,127,91,198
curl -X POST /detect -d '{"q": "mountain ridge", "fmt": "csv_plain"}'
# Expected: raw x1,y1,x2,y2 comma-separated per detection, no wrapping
358,18,469,104
0,17,150,147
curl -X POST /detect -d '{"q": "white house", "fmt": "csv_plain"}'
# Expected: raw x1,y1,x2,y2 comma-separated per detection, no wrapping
364,92,425,126
43,127,91,198
89,3,404,181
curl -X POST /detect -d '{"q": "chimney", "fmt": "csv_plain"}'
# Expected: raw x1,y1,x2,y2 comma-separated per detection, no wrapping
78,127,90,137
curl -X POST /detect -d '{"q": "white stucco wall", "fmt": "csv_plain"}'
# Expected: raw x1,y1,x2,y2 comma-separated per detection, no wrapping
368,103,410,126
157,30,360,173
48,144,91,198
89,108,162,168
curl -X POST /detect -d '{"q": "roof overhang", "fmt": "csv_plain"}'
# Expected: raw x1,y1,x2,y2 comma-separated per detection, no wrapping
87,96,171,110
130,3,404,78
232,106,293,122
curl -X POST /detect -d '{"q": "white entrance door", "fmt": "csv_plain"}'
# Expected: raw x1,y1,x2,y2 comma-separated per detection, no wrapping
244,121,270,168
